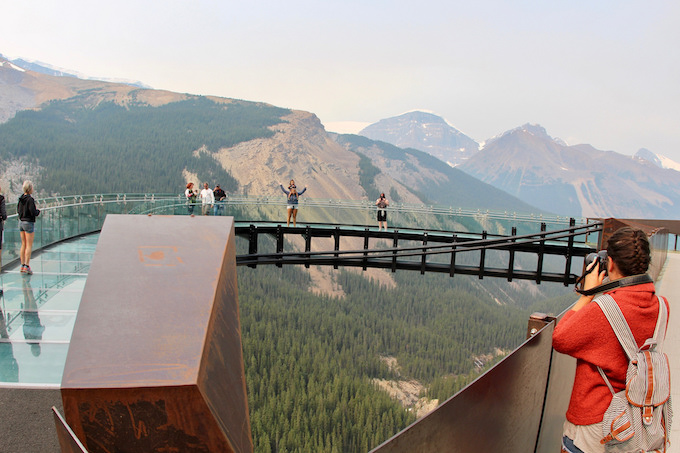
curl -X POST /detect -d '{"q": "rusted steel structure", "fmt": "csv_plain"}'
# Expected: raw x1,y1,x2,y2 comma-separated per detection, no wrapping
60,215,252,453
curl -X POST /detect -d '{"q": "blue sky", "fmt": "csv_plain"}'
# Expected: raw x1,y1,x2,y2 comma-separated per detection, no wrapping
2,0,679,162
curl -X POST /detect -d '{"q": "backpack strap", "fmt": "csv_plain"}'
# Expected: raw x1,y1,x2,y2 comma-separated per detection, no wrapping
595,294,639,360
651,295,668,351
595,294,669,394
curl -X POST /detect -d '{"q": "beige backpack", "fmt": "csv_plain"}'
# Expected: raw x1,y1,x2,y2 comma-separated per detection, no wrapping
596,295,672,453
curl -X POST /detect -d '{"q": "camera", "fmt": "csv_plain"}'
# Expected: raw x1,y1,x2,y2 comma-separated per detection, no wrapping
585,250,608,276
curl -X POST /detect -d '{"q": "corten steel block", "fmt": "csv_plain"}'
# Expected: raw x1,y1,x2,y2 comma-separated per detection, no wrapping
61,215,252,453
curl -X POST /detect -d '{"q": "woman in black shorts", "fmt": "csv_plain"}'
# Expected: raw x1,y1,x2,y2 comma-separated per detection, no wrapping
17,180,40,275
375,193,389,230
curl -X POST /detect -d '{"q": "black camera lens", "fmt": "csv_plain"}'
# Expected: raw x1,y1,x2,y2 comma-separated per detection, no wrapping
586,250,607,265
585,252,598,266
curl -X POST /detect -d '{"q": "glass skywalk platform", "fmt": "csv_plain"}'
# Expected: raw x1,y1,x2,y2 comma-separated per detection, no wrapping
0,234,98,387
0,194,592,390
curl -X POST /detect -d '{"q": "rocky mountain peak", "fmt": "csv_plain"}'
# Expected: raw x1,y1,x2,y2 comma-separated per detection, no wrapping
358,111,479,166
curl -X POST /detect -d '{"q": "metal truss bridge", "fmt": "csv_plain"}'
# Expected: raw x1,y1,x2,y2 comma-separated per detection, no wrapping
234,219,602,285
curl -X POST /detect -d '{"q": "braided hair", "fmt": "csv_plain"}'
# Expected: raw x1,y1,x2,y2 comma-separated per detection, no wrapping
606,227,651,276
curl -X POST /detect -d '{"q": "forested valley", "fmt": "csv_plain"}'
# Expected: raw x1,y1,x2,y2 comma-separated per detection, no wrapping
0,89,580,452
0,96,290,194
236,236,575,452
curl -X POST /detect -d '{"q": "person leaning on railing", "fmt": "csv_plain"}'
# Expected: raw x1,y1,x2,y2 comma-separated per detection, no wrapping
552,227,670,453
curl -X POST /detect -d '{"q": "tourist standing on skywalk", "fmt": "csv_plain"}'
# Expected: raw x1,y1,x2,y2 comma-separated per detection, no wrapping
0,185,6,298
375,193,389,231
553,226,671,453
213,184,226,216
200,182,214,216
0,184,6,257
280,181,307,227
17,180,40,275
185,182,197,215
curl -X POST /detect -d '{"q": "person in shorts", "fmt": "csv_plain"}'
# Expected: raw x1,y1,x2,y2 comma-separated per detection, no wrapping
375,193,389,231
279,182,307,227
17,180,40,275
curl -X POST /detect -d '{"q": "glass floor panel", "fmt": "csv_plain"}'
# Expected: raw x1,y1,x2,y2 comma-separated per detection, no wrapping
0,234,98,387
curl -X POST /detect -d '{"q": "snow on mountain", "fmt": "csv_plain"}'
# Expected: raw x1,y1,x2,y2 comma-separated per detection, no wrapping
658,154,680,172
635,148,680,172
358,111,479,167
0,59,25,72
6,55,151,89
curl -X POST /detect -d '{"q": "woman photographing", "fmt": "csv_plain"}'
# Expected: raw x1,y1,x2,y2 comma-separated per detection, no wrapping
553,227,670,453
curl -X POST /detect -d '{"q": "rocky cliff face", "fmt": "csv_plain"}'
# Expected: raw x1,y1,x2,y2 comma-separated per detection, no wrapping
214,110,363,200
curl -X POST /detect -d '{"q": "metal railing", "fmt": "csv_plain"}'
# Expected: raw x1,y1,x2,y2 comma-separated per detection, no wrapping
1,193,591,270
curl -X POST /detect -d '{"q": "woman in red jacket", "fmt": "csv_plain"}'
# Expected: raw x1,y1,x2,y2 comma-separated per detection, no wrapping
553,227,670,453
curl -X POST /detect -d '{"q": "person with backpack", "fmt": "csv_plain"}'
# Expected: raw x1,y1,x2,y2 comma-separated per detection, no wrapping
553,226,671,453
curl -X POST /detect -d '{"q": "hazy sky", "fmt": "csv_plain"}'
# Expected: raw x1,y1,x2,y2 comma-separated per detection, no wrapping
2,0,679,161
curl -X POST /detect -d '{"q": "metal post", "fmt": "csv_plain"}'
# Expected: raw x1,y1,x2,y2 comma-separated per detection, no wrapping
507,227,516,282
420,233,428,275
536,223,546,284
526,312,556,339
478,231,487,279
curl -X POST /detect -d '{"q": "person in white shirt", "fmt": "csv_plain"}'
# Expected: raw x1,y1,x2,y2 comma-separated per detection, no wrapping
199,182,214,216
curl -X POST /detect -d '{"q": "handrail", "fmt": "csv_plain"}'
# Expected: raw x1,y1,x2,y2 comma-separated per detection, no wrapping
9,193,590,225
0,193,597,274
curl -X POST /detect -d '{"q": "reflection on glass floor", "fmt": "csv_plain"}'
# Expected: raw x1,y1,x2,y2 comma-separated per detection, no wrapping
0,234,98,387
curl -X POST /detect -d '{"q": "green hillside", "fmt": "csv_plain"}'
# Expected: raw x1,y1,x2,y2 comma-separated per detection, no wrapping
0,96,290,194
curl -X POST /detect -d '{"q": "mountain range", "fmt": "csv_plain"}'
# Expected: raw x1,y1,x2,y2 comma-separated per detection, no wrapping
0,54,536,218
359,113,680,219
1,54,678,220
